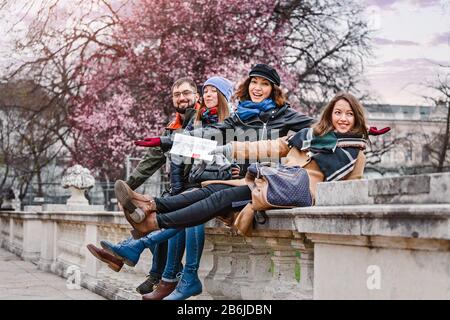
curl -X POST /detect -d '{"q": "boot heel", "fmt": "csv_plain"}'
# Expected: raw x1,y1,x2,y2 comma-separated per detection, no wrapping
130,208,145,223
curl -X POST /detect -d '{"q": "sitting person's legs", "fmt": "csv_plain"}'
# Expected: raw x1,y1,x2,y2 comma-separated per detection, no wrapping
155,184,233,213
142,229,185,300
165,224,205,300
157,185,252,229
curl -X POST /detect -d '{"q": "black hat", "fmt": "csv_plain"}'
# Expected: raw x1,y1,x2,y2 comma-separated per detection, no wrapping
248,64,281,86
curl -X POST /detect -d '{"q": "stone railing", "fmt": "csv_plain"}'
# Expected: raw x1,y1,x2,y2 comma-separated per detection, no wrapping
1,172,449,300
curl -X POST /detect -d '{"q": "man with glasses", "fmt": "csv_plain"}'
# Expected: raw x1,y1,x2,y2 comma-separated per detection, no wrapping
87,77,199,295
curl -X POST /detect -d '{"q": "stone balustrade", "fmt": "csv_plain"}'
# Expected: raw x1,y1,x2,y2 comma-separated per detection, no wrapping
1,172,449,299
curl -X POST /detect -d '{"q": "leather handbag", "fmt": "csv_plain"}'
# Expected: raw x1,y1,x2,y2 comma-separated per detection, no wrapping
231,163,312,237
245,162,312,211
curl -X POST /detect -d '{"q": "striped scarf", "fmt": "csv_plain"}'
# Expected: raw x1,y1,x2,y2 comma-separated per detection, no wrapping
288,128,367,181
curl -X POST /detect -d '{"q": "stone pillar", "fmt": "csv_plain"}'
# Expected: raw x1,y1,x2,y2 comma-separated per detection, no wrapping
8,216,13,250
291,234,314,299
203,235,233,299
221,237,252,300
262,237,298,300
197,238,214,300
22,218,42,262
84,224,99,277
38,220,57,272
240,236,272,300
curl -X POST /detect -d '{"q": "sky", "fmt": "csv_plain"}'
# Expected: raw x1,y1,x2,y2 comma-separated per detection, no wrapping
363,0,450,105
0,0,449,106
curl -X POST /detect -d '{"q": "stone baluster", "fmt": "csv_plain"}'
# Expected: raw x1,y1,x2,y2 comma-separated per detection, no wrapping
9,216,13,250
84,224,99,277
291,233,314,299
197,237,215,299
38,219,58,272
21,216,42,262
240,236,273,300
262,237,298,300
221,236,252,300
203,234,233,299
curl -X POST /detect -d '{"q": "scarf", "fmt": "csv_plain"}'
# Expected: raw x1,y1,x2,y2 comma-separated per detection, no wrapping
166,102,201,130
166,112,184,130
288,128,367,181
237,98,276,121
199,106,219,125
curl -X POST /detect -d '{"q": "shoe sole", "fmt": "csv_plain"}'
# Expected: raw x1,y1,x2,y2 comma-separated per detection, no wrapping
86,245,123,272
115,180,138,215
100,241,137,267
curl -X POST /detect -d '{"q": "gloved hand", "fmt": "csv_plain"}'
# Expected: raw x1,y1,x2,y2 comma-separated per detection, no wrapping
134,137,161,147
368,126,391,136
209,143,233,161
134,136,173,151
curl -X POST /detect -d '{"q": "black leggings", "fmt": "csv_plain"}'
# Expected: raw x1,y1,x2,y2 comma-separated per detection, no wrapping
155,184,251,229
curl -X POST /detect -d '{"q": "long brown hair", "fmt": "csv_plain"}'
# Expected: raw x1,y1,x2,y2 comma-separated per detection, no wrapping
234,77,286,107
313,92,368,138
195,89,230,123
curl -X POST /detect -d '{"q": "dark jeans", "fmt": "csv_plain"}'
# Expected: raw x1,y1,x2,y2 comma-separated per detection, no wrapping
155,184,252,229
148,240,167,278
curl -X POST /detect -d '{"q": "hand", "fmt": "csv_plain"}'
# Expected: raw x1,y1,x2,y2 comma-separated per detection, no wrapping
209,143,233,161
231,166,241,179
368,126,391,136
134,137,161,147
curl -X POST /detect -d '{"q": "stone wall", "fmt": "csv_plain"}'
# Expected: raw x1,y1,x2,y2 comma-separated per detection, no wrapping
1,172,449,300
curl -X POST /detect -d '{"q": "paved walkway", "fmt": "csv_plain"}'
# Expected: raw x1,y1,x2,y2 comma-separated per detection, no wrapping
0,248,105,300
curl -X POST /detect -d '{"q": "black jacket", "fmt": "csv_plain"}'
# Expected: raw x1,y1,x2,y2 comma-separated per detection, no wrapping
191,103,313,143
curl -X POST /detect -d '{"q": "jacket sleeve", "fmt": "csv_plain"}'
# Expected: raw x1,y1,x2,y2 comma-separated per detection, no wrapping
126,147,166,190
285,109,314,133
231,137,290,162
169,157,185,195
344,151,366,181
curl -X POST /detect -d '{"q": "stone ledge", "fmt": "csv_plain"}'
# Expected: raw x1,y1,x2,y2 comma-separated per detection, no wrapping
316,172,450,206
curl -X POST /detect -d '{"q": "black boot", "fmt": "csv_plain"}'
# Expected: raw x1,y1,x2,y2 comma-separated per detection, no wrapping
136,273,161,295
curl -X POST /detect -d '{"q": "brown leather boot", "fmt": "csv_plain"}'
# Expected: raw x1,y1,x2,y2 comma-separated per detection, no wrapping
142,280,178,300
125,210,159,236
86,244,124,272
115,180,159,235
115,180,157,221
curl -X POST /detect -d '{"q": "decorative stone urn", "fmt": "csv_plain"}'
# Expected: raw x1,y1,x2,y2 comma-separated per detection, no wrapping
61,165,95,205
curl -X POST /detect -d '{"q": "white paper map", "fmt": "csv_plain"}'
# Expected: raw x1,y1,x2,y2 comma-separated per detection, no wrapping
169,133,218,161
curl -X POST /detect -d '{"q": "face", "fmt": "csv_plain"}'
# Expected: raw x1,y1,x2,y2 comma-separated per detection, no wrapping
172,82,197,113
331,99,355,134
203,85,219,108
248,76,272,103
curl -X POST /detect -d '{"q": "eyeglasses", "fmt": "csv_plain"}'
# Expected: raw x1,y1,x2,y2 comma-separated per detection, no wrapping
172,90,194,99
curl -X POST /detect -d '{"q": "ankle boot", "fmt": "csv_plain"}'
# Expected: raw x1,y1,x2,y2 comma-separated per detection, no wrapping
100,237,145,266
115,180,157,222
163,271,202,300
115,181,160,235
136,274,161,295
142,279,178,300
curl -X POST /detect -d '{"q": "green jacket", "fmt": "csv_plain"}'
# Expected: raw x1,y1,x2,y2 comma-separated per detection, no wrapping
126,108,197,190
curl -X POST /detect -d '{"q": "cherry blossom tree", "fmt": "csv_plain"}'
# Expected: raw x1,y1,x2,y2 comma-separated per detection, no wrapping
2,0,373,182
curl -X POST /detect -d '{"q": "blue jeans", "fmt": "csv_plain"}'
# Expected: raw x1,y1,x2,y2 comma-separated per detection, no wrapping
184,224,205,274
146,241,167,278
141,225,205,280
